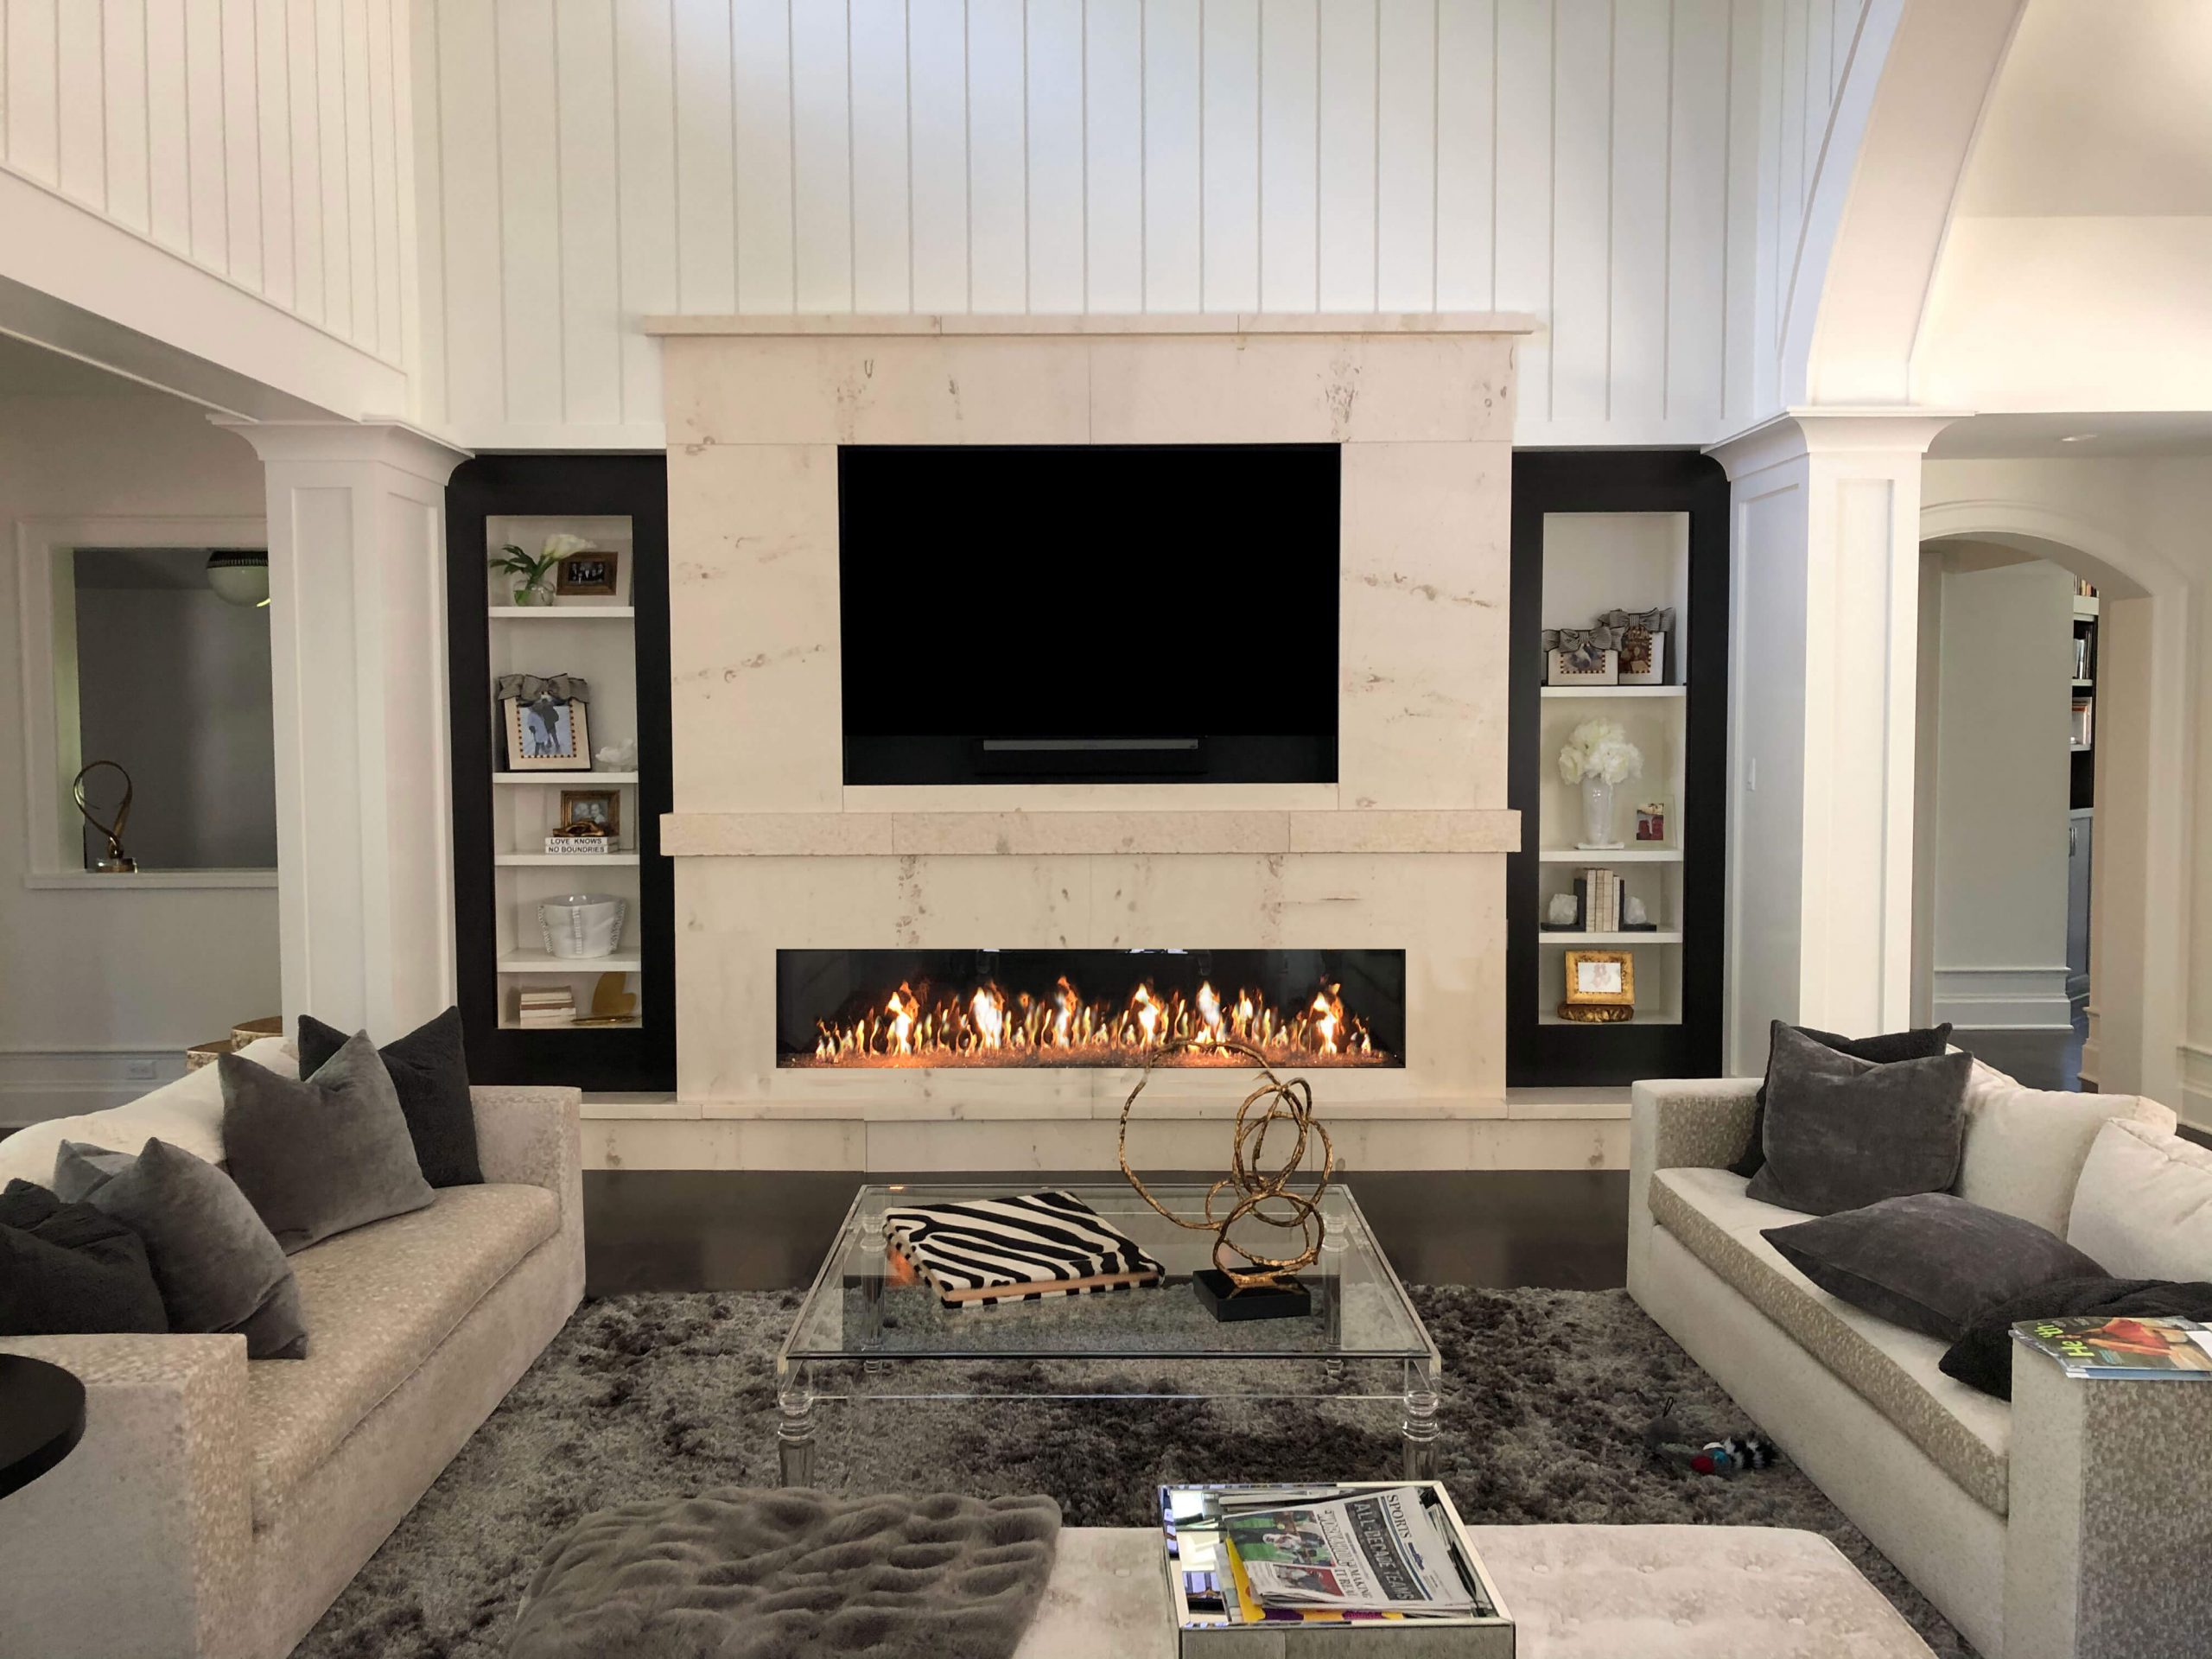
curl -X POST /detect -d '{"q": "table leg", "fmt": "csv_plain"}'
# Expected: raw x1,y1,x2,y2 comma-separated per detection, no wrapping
1402,1361,1440,1482
777,1368,817,1488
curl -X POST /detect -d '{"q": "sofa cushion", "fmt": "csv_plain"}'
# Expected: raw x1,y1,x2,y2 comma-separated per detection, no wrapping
0,1179,168,1336
1955,1061,2173,1236
300,1007,483,1189
1729,1021,1954,1179
1745,1025,1972,1217
246,1182,558,1522
2068,1118,2212,1281
1649,1166,2012,1515
1940,1275,2212,1400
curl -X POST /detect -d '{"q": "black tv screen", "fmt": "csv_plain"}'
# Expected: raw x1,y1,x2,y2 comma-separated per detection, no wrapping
838,444,1340,785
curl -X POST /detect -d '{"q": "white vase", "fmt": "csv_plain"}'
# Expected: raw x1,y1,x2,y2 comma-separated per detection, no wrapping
1578,773,1621,849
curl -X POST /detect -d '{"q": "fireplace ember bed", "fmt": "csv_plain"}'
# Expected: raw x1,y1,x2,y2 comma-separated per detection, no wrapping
777,949,1405,1070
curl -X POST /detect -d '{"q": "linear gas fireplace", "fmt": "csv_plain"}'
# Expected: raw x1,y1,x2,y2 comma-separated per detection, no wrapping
778,949,1405,1069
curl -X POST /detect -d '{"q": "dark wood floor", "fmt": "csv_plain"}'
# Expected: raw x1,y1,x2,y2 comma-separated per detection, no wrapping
583,1169,1630,1296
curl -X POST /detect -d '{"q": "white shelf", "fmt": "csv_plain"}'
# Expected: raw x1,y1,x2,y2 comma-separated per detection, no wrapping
1538,930,1683,945
493,772,639,785
489,606,635,620
499,950,643,974
1538,848,1683,863
1540,684,1686,699
495,854,640,866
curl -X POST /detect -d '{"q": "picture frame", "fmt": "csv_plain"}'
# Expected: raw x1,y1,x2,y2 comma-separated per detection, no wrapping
502,695,592,772
1563,950,1635,1007
1542,627,1619,686
555,549,620,596
558,787,621,840
1636,801,1668,842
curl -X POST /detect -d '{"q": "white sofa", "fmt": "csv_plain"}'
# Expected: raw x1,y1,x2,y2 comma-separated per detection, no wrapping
0,1071,584,1659
1628,1067,2212,1659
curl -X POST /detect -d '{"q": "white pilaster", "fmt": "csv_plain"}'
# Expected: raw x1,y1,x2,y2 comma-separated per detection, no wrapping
213,420,470,1037
1707,410,1962,1069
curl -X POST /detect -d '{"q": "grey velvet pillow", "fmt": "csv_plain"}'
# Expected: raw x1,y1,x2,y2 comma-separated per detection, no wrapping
219,1033,435,1253
57,1138,307,1359
1745,1023,1973,1217
1764,1192,2109,1340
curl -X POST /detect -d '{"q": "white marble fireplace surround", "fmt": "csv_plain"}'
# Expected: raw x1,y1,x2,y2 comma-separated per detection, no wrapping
633,314,1620,1173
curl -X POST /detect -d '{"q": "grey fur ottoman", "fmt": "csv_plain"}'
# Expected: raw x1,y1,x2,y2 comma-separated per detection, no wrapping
508,1488,1061,1659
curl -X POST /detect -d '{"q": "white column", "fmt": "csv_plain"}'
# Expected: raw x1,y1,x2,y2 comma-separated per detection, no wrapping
1707,410,1961,1069
213,420,470,1037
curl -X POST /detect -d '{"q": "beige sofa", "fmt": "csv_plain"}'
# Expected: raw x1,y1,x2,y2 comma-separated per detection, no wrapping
0,1084,583,1659
1628,1070,2212,1659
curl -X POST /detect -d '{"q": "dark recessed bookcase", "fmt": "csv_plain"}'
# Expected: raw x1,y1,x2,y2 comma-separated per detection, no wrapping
1507,451,1729,1087
446,455,674,1091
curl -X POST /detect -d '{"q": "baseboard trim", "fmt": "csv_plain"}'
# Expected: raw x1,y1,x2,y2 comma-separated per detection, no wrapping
0,1048,187,1128
1931,965,2075,1031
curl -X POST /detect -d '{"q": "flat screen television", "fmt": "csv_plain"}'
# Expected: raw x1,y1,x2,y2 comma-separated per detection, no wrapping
838,443,1340,785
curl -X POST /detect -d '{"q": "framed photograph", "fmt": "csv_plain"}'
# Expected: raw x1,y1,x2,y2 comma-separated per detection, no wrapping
1636,800,1668,842
555,550,620,596
1563,950,1635,1007
502,696,592,772
558,787,621,840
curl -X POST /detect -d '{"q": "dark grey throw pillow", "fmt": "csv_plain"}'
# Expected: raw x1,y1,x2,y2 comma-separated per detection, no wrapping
1764,1193,2107,1341
1729,1022,1954,1178
0,1179,168,1337
219,1033,434,1253
1745,1023,1972,1216
57,1139,307,1359
299,1006,482,1188
1939,1277,2212,1400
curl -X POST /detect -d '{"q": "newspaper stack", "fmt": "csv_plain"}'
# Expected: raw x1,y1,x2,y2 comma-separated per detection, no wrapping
1218,1485,1475,1618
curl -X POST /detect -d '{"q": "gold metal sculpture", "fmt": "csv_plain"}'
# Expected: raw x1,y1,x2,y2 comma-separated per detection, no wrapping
71,760,137,874
1118,1035,1336,1294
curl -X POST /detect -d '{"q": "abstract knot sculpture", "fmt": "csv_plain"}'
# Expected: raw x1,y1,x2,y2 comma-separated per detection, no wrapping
1118,1035,1336,1297
71,760,137,874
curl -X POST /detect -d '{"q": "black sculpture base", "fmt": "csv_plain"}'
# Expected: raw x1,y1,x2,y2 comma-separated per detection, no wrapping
1192,1269,1313,1322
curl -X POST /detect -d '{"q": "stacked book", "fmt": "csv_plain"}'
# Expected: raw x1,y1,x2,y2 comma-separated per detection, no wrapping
1574,867,1624,932
881,1190,1166,1311
516,987,575,1027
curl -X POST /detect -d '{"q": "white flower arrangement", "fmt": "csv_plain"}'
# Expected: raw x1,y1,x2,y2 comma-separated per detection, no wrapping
1558,718,1643,786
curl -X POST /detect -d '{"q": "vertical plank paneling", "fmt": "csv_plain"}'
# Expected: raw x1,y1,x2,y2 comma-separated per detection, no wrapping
1492,0,1550,416
219,0,263,290
406,0,441,424
365,0,401,356
496,0,562,415
1142,0,1203,311
1200,0,1259,311
968,0,1029,310
1026,0,1086,310
732,0,794,311
1669,0,1729,429
435,0,501,429
671,0,738,314
615,0,678,419
342,0,378,346
1084,0,1145,312
256,0,297,308
6,0,60,186
849,0,911,311
789,0,853,311
105,0,154,234
1316,0,1376,311
556,0,622,423
56,0,106,208
1723,0,1764,427
1375,0,1436,309
1433,0,1494,309
907,0,972,311
315,0,353,335
147,0,194,257
287,0,326,326
1549,0,1610,423
1608,0,1668,426
1804,0,1830,110
187,1,230,267
1258,0,1318,313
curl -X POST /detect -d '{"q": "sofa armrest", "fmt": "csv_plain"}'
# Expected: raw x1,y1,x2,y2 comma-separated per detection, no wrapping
1626,1079,1760,1299
471,1084,585,1305
2004,1349,2212,1659
0,1333,251,1659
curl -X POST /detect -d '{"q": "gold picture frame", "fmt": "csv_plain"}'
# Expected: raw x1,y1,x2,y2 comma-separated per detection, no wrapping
1563,950,1635,1007
558,787,621,840
501,696,593,772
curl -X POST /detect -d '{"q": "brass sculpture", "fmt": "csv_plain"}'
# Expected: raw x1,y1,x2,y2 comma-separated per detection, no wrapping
71,760,137,874
1118,1035,1336,1294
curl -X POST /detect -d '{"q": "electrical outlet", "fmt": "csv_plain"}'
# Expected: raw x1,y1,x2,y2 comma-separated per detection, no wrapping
125,1057,157,1081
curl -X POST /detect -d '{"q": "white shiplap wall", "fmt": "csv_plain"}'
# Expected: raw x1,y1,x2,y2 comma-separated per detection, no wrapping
0,0,416,373
416,0,1825,449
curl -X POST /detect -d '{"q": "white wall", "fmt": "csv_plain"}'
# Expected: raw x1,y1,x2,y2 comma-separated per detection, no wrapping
1918,546,2073,1029
0,390,281,1124
415,0,1782,449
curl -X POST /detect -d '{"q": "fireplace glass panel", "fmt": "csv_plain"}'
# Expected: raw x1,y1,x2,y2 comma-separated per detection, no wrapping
778,949,1405,1068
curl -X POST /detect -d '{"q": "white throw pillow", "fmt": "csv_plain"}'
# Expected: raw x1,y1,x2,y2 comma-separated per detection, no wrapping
2066,1118,2212,1281
1953,1060,2174,1236
0,1036,297,1192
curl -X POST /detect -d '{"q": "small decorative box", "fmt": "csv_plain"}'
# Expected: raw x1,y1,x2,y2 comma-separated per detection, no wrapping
1542,626,1618,687
1605,607,1674,685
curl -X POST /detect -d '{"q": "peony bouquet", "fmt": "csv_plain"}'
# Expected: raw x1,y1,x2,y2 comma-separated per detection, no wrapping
1558,718,1643,786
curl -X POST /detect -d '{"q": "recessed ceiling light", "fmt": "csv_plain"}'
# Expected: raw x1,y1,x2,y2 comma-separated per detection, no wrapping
2058,433,2098,443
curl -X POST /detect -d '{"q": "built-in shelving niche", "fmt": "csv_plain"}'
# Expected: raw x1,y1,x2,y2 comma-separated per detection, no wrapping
446,456,675,1092
1507,452,1729,1086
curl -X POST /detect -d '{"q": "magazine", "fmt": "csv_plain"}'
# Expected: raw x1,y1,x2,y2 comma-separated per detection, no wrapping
2012,1315,2212,1380
1219,1486,1475,1614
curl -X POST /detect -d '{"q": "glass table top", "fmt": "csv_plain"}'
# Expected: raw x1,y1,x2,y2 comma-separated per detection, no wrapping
778,1183,1436,1366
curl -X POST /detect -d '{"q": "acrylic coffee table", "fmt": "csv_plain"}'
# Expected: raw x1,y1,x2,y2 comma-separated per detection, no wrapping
774,1183,1442,1487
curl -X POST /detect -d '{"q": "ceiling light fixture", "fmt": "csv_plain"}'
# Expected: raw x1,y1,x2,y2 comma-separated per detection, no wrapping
206,548,270,608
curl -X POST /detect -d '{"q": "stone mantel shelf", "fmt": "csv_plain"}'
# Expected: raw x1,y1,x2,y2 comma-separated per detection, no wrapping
645,311,1541,338
660,809,1519,858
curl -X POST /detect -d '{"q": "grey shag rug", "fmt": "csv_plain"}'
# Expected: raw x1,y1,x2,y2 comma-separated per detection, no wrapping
298,1287,1974,1659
